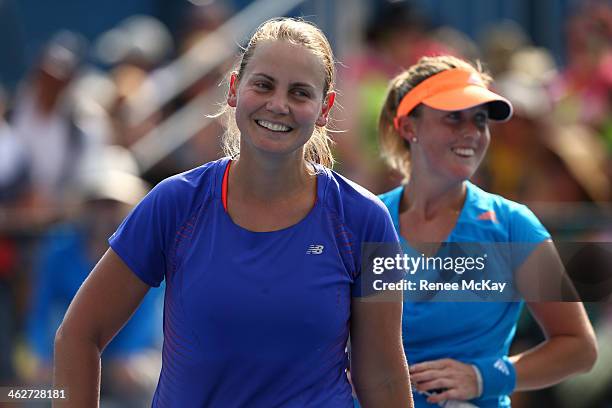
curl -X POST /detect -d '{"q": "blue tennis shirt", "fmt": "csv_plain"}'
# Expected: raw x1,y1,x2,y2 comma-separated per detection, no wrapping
109,157,399,407
379,181,550,408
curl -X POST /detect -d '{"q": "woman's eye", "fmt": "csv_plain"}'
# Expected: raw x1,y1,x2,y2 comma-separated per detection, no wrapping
447,112,461,121
292,89,310,98
475,112,489,126
255,82,271,90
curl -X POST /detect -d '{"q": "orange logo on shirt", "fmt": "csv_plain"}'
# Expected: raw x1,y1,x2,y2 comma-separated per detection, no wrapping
477,210,498,223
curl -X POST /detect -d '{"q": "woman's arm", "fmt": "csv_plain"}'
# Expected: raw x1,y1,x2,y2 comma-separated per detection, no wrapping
410,240,598,405
350,292,414,408
512,241,598,390
53,248,151,407
511,301,598,391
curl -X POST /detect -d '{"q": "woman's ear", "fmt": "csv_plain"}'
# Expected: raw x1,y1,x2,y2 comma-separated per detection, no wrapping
316,91,335,127
227,72,238,108
397,115,417,143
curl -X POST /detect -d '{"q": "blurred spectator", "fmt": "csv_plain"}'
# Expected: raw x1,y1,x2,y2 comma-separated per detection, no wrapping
0,83,25,384
479,19,531,77
25,146,162,407
549,1,612,196
11,30,104,213
335,0,452,193
599,52,612,155
177,0,230,45
483,67,610,205
0,84,28,204
505,47,557,84
549,1,612,129
0,243,16,383
149,1,232,179
431,26,481,63
70,68,118,156
95,15,174,148
117,2,233,186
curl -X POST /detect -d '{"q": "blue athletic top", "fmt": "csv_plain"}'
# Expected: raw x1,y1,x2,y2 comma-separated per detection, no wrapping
379,181,550,408
109,157,399,408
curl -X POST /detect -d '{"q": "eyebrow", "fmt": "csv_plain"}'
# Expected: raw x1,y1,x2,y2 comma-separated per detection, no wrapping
251,73,316,90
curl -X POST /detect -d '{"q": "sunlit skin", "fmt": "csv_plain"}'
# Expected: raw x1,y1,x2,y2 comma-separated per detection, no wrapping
396,105,491,242
225,40,334,232
405,105,491,186
228,40,333,163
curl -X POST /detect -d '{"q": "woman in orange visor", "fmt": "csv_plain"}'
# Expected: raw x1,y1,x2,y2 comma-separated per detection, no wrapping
375,55,597,408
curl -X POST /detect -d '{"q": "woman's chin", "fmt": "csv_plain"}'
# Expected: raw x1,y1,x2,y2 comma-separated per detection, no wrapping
246,141,303,159
445,167,477,183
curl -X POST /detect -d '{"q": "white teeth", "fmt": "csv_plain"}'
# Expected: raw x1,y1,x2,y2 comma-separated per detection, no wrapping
256,120,291,132
453,147,475,157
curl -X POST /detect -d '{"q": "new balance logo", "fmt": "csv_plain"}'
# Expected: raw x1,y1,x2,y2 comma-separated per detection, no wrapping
306,244,324,255
493,358,510,376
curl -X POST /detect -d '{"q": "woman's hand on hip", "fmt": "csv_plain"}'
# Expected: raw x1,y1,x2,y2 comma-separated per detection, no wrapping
410,358,479,404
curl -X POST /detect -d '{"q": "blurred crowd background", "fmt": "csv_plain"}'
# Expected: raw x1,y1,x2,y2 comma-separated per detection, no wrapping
0,0,611,407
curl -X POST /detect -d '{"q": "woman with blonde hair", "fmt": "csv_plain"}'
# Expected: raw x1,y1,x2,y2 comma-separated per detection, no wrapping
377,55,597,407
54,18,413,407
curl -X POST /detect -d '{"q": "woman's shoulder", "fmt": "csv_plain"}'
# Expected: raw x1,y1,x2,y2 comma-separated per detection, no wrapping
157,158,227,193
126,158,228,225
315,168,397,241
465,181,550,242
324,169,399,243
320,167,391,217
378,185,404,210
467,182,537,220
148,157,228,204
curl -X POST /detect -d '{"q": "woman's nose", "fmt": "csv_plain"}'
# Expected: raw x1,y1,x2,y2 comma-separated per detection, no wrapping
266,91,290,115
461,119,483,139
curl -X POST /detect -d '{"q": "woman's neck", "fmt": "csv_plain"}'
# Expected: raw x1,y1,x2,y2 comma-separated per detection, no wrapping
229,151,314,203
402,175,467,220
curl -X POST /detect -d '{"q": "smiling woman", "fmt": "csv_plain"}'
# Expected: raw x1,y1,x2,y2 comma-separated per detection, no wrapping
376,55,597,408
222,17,336,169
53,17,413,408
228,39,330,161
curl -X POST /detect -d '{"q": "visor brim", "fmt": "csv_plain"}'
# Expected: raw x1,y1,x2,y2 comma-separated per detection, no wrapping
422,85,513,122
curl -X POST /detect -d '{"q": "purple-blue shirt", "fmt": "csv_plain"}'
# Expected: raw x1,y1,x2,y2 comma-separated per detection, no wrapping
109,157,399,407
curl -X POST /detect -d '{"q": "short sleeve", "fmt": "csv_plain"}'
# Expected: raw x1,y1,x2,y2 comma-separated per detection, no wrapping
510,204,550,243
109,179,178,287
509,204,551,270
352,200,404,297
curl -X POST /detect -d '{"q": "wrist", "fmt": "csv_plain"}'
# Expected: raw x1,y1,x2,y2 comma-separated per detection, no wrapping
470,364,483,398
471,356,516,399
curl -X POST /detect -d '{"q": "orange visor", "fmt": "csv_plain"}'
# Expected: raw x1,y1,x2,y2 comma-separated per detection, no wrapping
393,68,513,129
